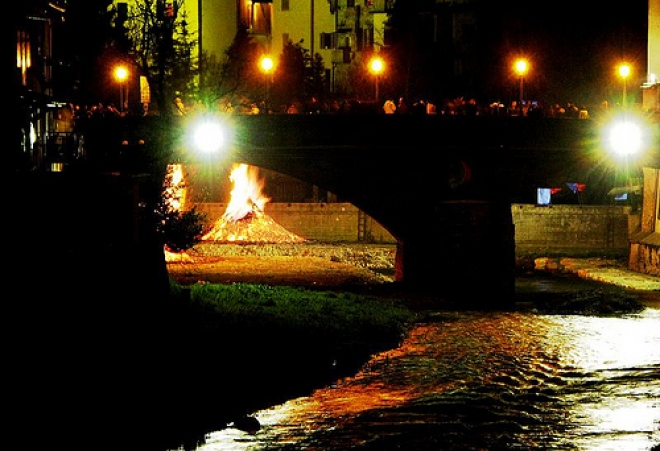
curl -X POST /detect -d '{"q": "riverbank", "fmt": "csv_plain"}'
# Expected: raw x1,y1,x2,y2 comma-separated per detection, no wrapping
13,243,657,451
161,246,659,451
168,242,660,293
533,255,660,291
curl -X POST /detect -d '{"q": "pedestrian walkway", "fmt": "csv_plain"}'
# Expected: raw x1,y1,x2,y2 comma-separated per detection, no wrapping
535,257,660,291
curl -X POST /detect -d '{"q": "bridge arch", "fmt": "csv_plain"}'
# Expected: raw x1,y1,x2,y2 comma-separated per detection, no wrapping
185,114,601,305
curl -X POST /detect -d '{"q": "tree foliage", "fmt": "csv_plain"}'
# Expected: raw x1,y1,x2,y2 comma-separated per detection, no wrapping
50,0,117,106
274,40,308,108
197,26,262,109
157,205,206,253
155,163,206,253
270,39,328,112
124,0,197,116
199,32,328,113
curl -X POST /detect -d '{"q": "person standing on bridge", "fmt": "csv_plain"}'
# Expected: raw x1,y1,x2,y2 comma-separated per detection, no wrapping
396,97,409,114
383,98,396,114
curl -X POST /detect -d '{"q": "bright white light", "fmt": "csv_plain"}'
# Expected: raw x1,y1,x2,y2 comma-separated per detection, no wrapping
192,120,225,154
603,114,649,162
609,122,642,157
369,57,385,75
260,55,274,73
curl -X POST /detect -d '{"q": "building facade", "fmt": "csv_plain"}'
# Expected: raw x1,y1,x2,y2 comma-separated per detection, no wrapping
13,2,72,172
643,0,660,110
186,0,390,95
629,167,660,276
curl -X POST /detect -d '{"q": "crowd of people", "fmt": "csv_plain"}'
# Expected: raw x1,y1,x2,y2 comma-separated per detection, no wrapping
379,96,598,118
201,94,627,120
55,93,659,131
209,95,599,118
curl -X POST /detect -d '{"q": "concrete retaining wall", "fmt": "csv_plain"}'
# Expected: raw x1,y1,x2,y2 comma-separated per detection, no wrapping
628,167,660,276
511,204,634,257
192,202,636,256
194,202,394,243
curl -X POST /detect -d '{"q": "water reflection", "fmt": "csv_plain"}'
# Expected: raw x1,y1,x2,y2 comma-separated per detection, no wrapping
549,309,660,450
177,307,659,451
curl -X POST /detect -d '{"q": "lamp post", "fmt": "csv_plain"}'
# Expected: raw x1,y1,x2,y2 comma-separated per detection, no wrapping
603,113,650,209
114,65,129,112
618,63,631,109
259,55,274,113
368,56,385,106
514,58,529,115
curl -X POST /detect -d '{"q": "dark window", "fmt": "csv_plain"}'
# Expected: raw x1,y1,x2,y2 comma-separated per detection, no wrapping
320,32,335,49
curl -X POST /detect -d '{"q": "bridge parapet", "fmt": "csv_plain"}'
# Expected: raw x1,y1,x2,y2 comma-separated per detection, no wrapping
222,115,610,305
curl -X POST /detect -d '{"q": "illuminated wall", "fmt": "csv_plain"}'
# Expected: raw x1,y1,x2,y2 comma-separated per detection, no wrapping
650,0,659,83
115,1,238,65
655,169,659,232
644,0,660,109
271,0,335,63
197,0,238,62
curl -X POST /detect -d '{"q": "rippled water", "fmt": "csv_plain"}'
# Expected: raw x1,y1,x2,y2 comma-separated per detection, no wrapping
178,306,660,451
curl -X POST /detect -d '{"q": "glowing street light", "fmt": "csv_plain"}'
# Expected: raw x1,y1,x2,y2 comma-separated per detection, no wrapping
368,56,385,105
114,65,129,112
259,55,274,113
514,58,529,115
603,113,649,162
189,116,229,155
602,111,651,207
618,63,631,109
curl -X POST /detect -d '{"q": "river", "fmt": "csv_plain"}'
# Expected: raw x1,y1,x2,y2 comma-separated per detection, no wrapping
167,278,660,451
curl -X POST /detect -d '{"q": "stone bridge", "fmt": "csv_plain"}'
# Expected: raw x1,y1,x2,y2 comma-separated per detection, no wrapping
190,114,614,304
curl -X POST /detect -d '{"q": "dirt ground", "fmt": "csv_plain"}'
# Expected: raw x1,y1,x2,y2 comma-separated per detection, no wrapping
166,255,390,287
166,243,396,288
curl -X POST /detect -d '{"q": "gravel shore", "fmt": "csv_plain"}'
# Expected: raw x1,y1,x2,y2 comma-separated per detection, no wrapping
173,242,660,293
189,241,397,273
168,241,398,287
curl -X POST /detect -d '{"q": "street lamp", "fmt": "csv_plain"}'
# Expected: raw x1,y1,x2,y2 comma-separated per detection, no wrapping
618,63,631,109
114,65,129,112
259,55,274,113
603,112,649,162
191,118,227,154
602,111,651,208
514,58,529,115
368,56,385,105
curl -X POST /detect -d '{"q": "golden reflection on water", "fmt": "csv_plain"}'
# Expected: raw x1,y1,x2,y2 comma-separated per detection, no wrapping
550,311,660,370
189,309,660,451
548,309,660,450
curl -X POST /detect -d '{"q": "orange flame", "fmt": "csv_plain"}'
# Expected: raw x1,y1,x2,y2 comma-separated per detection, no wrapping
163,163,193,261
222,163,269,222
202,163,306,243
164,163,187,212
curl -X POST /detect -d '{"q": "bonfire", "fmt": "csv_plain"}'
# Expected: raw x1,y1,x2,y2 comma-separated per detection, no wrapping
163,163,195,262
164,163,306,263
201,163,306,244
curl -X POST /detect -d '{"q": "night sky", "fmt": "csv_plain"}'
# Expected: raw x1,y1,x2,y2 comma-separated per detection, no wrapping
500,0,649,106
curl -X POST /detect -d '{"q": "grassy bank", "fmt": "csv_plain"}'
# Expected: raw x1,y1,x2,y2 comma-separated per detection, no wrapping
152,280,418,448
155,276,647,450
168,279,417,363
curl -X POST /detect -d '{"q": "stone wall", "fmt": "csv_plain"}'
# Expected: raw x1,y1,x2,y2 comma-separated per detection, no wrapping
193,202,394,243
629,167,660,276
193,202,639,258
511,204,634,257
